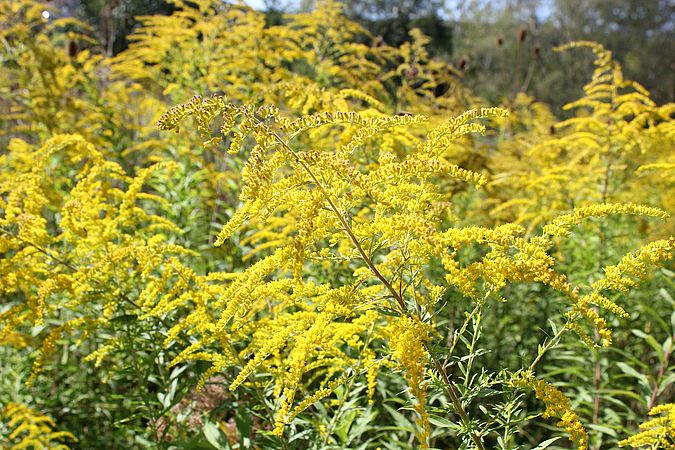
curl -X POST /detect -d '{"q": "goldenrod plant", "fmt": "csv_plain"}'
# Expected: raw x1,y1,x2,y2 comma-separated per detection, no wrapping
620,403,675,449
0,402,76,449
153,94,671,449
0,0,673,448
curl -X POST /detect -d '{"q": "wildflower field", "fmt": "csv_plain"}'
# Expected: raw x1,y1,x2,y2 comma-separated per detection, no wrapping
0,1,673,449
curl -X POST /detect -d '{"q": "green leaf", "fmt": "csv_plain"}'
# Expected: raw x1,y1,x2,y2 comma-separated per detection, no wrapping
588,424,617,437
616,362,651,393
532,437,561,449
382,404,414,431
234,407,252,441
110,313,138,324
631,329,665,364
202,420,231,450
429,414,458,429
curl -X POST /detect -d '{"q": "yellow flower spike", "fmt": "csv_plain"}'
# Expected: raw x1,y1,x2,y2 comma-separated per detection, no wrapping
565,238,674,346
511,372,589,450
1,402,77,450
620,403,675,449
385,316,433,449
543,203,668,237
26,327,63,386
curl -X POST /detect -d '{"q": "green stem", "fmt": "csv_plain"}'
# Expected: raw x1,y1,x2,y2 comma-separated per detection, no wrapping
430,352,486,450
529,325,568,372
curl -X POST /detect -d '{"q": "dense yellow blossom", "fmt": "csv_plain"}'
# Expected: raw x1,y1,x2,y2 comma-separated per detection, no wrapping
385,316,432,448
487,43,674,234
511,371,589,450
543,203,669,237
568,237,674,346
0,134,190,382
620,403,675,449
154,88,673,445
1,402,77,449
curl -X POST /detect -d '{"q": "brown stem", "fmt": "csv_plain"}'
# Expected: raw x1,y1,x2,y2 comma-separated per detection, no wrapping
648,337,672,411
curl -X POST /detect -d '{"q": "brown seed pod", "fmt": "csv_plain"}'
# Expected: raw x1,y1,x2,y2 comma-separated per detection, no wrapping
497,36,503,47
518,27,527,43
68,40,78,58
457,57,467,70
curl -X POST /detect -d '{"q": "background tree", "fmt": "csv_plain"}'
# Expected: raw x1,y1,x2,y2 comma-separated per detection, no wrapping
55,0,174,54
448,0,674,110
302,0,453,54
551,0,674,104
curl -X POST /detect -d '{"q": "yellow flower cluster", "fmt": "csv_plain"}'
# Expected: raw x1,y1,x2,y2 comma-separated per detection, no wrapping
594,238,675,293
1,402,77,449
543,203,669,237
385,316,432,448
155,88,673,444
154,97,517,444
487,43,674,234
619,403,675,449
511,371,589,450
568,237,674,347
2,1,673,447
0,134,189,382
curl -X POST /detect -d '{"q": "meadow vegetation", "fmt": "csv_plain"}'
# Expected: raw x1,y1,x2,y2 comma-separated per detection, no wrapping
0,1,673,449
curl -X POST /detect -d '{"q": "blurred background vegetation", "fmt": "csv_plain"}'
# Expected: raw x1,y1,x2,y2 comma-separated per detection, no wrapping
57,0,674,110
